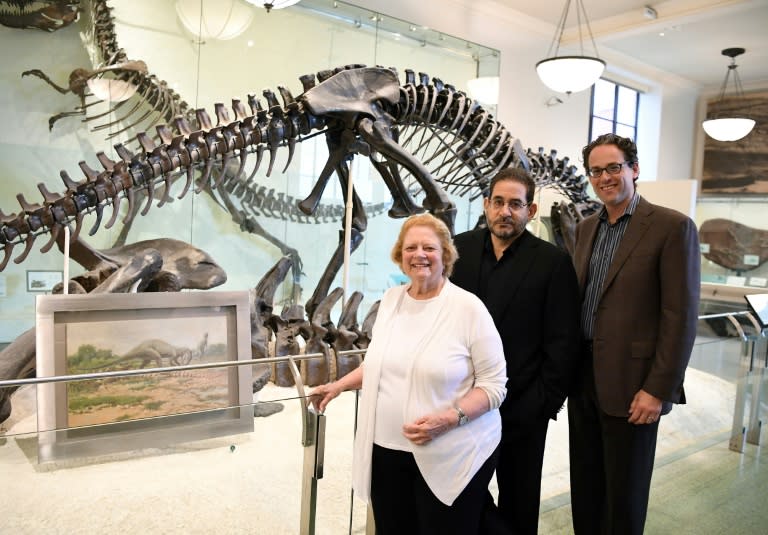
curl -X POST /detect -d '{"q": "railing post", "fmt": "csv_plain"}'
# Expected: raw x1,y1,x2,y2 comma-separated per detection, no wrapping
746,326,766,445
727,314,749,452
287,356,325,535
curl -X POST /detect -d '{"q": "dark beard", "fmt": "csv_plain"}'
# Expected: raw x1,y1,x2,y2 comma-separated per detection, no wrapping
488,217,525,241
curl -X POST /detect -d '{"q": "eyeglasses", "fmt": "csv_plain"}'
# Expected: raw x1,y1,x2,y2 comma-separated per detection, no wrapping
489,198,529,211
587,161,631,178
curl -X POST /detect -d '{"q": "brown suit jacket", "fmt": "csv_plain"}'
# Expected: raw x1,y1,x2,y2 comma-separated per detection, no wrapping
573,196,700,417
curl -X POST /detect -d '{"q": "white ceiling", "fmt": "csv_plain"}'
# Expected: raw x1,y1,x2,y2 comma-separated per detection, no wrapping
494,0,768,90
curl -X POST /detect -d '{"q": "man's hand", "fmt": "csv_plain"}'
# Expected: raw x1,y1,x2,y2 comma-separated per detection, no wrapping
628,389,662,425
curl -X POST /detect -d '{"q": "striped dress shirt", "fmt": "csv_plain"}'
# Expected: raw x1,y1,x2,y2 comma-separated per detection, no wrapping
581,193,640,340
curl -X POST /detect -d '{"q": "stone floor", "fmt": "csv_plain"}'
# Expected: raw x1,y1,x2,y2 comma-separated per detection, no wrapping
539,333,767,535
539,435,767,535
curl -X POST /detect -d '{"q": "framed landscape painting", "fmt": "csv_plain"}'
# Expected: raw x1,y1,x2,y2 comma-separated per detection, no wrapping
35,291,253,463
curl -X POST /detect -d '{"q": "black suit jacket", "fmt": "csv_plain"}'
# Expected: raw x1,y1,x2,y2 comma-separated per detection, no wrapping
451,229,581,428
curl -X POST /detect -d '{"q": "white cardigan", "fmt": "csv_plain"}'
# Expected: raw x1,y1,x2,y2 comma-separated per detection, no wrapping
352,280,507,505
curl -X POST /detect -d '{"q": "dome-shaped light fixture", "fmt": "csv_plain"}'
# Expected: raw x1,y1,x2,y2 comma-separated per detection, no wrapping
702,118,755,142
175,0,254,42
702,47,756,142
535,0,605,94
244,0,302,13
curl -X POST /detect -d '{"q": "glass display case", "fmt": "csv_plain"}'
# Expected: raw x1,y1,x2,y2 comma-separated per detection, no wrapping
0,0,500,344
696,197,768,317
697,197,768,287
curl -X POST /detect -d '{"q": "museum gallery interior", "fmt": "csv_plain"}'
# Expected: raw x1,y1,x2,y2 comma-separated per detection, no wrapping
0,0,767,533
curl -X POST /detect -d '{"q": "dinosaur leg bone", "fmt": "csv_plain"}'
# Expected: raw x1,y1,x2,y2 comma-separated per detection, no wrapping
357,116,456,232
304,227,363,320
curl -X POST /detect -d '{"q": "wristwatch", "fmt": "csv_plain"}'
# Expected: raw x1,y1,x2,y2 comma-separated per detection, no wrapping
454,406,469,427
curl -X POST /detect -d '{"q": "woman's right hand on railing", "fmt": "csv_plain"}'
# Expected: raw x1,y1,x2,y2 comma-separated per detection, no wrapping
309,382,343,413
309,365,363,413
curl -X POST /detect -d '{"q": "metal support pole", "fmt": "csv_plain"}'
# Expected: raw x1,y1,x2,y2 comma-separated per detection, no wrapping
727,314,749,452
1,345,369,532
299,408,326,535
342,163,354,304
288,357,326,535
746,328,766,445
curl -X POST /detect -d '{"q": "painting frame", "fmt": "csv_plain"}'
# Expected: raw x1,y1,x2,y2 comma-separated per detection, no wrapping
26,270,63,292
35,291,253,464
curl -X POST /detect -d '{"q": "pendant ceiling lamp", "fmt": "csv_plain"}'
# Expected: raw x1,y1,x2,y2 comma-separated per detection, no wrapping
701,47,756,142
535,0,605,94
245,0,302,13
175,0,255,42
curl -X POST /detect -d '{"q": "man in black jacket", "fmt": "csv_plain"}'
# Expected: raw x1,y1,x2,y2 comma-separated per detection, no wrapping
451,167,582,534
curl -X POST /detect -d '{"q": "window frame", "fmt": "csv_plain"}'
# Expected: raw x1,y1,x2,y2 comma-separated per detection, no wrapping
588,78,640,142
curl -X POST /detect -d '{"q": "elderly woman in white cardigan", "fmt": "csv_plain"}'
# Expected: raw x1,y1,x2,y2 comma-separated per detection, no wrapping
311,213,507,535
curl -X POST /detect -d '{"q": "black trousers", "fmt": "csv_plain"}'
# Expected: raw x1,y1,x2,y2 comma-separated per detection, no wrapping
370,443,498,535
568,353,659,535
494,417,549,535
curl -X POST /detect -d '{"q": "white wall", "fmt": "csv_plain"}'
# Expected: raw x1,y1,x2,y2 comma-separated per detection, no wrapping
656,86,700,181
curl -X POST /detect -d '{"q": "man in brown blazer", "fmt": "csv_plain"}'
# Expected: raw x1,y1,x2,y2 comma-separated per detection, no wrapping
568,134,700,534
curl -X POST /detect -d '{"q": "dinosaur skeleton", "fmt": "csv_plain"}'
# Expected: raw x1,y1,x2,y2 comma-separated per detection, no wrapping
3,0,596,309
22,57,150,131
2,59,534,304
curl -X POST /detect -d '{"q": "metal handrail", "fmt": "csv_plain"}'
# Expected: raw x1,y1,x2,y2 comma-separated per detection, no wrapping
4,311,760,390
698,311,752,320
698,310,765,341
0,348,367,389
